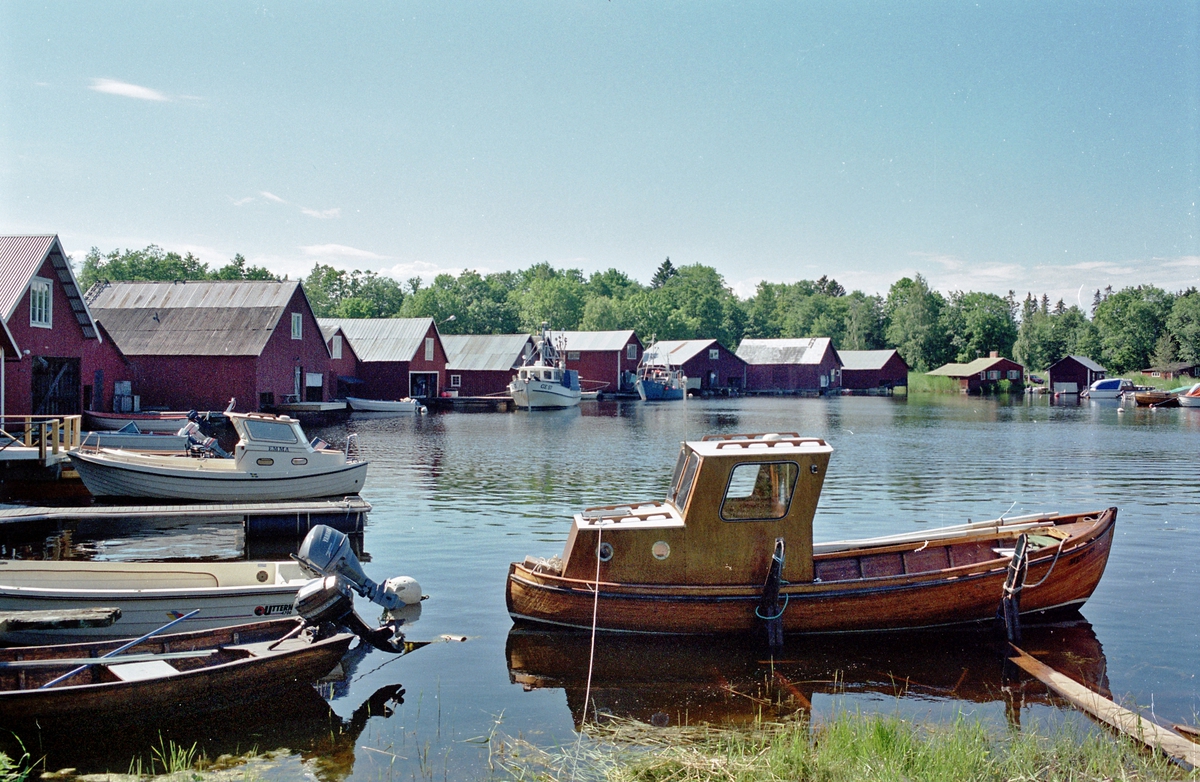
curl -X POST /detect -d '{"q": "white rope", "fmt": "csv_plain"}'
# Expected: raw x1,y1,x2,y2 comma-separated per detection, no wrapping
570,525,604,782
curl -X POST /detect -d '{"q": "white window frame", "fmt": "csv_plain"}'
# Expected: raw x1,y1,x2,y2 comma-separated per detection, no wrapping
331,335,342,359
988,370,1000,380
626,344,638,360
29,277,52,329
291,312,303,340
567,351,580,361
708,348,720,360
1007,370,1020,380
425,337,435,361
450,374,462,388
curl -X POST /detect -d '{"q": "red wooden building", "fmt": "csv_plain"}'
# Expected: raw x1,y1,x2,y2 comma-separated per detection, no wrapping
319,322,364,399
88,280,331,412
642,339,747,395
548,330,643,395
318,318,448,400
1,235,130,417
1047,355,1105,394
735,338,842,395
838,349,909,393
927,353,1025,394
442,334,534,397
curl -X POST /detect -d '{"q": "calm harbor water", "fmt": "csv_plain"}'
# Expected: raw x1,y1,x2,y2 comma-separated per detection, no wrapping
2,394,1198,779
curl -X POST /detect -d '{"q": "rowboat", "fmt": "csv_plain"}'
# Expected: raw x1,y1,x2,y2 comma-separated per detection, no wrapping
0,559,311,644
346,396,424,413
508,324,581,410
84,409,192,433
506,432,1116,636
69,411,367,501
0,617,354,725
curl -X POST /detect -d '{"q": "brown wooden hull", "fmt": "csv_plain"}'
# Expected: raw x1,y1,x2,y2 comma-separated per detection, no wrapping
507,509,1116,635
0,618,353,723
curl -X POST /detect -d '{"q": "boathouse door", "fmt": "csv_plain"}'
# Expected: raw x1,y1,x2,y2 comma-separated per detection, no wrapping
32,356,81,415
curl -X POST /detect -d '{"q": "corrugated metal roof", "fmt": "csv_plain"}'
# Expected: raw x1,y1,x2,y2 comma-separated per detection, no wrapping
928,356,1019,377
547,330,637,352
89,280,301,356
838,349,903,371
443,334,534,371
641,339,720,367
319,323,341,342
1060,354,1105,372
318,317,435,362
0,234,100,344
735,338,834,366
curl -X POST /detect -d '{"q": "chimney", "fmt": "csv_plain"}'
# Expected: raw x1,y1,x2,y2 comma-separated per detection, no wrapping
989,350,998,358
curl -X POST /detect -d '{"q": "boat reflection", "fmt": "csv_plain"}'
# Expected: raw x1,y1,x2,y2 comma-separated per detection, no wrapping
506,619,1108,729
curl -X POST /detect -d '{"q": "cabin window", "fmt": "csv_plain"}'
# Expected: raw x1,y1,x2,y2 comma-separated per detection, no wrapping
988,370,1000,380
29,277,52,328
450,374,461,388
567,351,580,361
331,335,342,359
243,420,299,443
543,370,553,381
720,461,799,521
291,313,302,340
668,451,701,510
708,348,720,360
627,344,638,360
1007,370,1020,380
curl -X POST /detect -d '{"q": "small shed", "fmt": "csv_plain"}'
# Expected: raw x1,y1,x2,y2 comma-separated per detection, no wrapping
1,235,129,417
89,279,331,411
443,334,535,397
735,338,842,395
642,339,747,395
1047,355,1105,394
838,349,909,393
547,330,642,395
319,317,448,401
320,323,364,399
927,353,1025,394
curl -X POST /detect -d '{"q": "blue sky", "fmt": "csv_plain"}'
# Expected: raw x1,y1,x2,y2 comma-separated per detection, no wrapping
2,2,1197,306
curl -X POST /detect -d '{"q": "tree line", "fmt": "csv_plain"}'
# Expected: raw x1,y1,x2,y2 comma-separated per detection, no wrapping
79,247,1200,374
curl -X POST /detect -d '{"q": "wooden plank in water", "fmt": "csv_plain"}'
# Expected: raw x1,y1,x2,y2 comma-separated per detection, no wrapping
0,497,372,525
0,607,121,633
1009,645,1200,767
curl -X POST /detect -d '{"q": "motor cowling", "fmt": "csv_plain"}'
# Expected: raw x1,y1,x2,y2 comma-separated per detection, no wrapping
294,575,405,652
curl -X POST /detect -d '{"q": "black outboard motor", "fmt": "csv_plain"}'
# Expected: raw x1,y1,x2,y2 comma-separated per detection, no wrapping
294,575,405,652
294,525,423,611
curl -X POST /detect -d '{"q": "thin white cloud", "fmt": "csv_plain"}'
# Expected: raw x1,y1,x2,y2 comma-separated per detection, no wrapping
1161,256,1200,270
89,78,169,102
259,191,287,204
300,244,388,260
300,207,341,219
230,196,255,206
385,260,467,281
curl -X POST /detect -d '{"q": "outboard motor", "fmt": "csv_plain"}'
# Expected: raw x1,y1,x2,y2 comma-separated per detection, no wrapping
178,412,231,458
294,525,423,612
294,575,406,652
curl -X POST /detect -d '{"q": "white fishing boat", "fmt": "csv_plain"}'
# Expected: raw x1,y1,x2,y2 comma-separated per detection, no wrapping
69,412,367,501
507,324,581,410
0,559,311,644
346,396,425,413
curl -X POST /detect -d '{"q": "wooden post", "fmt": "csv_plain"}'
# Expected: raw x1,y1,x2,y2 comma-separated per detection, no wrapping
1001,534,1028,644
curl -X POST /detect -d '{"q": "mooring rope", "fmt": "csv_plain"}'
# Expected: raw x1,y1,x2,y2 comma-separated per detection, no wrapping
1020,538,1067,590
570,524,604,782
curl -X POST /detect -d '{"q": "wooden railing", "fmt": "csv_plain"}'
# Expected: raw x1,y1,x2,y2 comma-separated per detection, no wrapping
0,415,83,461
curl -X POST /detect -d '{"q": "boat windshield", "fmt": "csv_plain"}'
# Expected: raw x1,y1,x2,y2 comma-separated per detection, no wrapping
242,420,300,444
720,461,799,521
668,450,700,510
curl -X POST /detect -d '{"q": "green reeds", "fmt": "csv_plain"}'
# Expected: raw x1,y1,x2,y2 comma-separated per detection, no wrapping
905,373,962,394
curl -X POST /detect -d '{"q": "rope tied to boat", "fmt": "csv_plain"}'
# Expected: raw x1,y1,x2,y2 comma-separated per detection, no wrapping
1018,537,1067,591
755,587,790,620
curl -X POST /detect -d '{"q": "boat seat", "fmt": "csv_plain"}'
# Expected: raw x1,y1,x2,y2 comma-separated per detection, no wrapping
106,659,178,681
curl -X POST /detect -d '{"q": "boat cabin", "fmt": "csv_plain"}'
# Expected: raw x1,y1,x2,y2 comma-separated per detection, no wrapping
514,364,578,389
228,412,350,470
558,433,832,586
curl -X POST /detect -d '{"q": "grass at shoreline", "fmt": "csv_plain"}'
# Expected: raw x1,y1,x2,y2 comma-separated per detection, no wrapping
494,712,1198,782
905,372,962,394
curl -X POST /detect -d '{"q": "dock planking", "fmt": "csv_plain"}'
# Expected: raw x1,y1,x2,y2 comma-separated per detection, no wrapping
0,607,121,633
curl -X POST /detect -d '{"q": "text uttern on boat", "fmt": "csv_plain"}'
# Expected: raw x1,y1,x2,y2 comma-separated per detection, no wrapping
506,432,1116,635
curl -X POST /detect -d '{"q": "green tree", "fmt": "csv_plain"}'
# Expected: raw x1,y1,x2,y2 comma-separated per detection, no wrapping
214,253,278,280
1166,288,1200,364
650,257,678,289
80,245,211,290
884,275,950,371
1092,286,1174,373
942,291,1018,362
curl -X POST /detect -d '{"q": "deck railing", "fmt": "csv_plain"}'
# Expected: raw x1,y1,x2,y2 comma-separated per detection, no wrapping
0,415,84,461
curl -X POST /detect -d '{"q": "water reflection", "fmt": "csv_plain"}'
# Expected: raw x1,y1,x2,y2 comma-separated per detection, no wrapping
506,619,1108,729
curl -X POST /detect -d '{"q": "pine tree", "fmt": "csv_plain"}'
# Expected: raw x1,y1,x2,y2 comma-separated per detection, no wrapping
650,257,678,289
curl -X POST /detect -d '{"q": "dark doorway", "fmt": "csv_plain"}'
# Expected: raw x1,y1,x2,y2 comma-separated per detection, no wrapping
32,356,81,415
409,372,438,399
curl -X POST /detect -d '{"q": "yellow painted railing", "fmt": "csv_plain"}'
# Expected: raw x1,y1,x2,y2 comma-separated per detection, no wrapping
0,415,83,461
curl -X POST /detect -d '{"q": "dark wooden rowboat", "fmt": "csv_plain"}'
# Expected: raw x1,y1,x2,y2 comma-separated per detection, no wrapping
506,432,1116,635
0,617,353,724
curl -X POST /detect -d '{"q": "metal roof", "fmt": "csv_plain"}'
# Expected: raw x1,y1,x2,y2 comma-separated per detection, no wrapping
443,334,534,371
735,338,836,366
547,330,638,352
837,349,904,371
318,317,436,363
641,339,721,366
1052,354,1105,372
0,234,100,347
928,356,1021,377
88,279,302,356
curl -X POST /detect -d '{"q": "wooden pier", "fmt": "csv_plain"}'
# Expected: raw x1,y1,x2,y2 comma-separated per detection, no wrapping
0,497,371,536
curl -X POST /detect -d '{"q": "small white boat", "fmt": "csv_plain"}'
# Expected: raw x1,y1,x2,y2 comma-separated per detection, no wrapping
0,559,311,644
69,412,367,501
1081,378,1134,399
85,410,192,433
1178,383,1200,408
79,422,188,452
508,324,581,410
346,396,424,413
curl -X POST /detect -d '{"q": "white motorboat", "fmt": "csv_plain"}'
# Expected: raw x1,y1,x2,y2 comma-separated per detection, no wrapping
0,559,311,644
346,396,425,413
1081,377,1134,399
69,412,367,501
1178,382,1200,408
507,324,581,410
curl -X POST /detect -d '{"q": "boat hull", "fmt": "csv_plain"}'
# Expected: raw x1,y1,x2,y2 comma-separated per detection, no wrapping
1178,394,1200,408
84,411,191,433
346,396,421,412
636,378,684,401
507,509,1116,635
69,450,368,501
0,618,352,724
508,381,581,409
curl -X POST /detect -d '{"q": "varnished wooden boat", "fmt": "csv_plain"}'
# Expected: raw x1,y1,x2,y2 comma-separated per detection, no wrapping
506,432,1117,635
0,617,353,725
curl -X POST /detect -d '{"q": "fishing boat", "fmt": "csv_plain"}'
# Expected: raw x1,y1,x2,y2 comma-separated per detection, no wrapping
69,411,366,501
0,559,312,644
506,432,1116,635
507,324,581,410
1081,377,1134,399
1178,382,1200,408
634,347,686,401
346,396,424,413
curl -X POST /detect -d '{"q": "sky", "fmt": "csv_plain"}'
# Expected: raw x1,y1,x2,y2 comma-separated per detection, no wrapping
2,2,1198,307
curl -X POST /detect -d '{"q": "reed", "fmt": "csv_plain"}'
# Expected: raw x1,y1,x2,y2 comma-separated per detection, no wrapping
905,372,961,394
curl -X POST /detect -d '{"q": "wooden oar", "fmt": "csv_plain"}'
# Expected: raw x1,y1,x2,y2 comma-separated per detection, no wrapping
38,608,201,689
1,650,217,668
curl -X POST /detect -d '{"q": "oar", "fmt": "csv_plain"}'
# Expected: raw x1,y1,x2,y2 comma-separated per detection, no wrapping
39,609,201,689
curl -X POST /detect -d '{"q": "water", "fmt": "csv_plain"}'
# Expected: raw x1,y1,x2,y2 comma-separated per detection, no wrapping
2,395,1198,779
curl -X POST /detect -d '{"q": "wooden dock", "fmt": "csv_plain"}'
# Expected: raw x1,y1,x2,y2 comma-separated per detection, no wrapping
0,497,372,536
